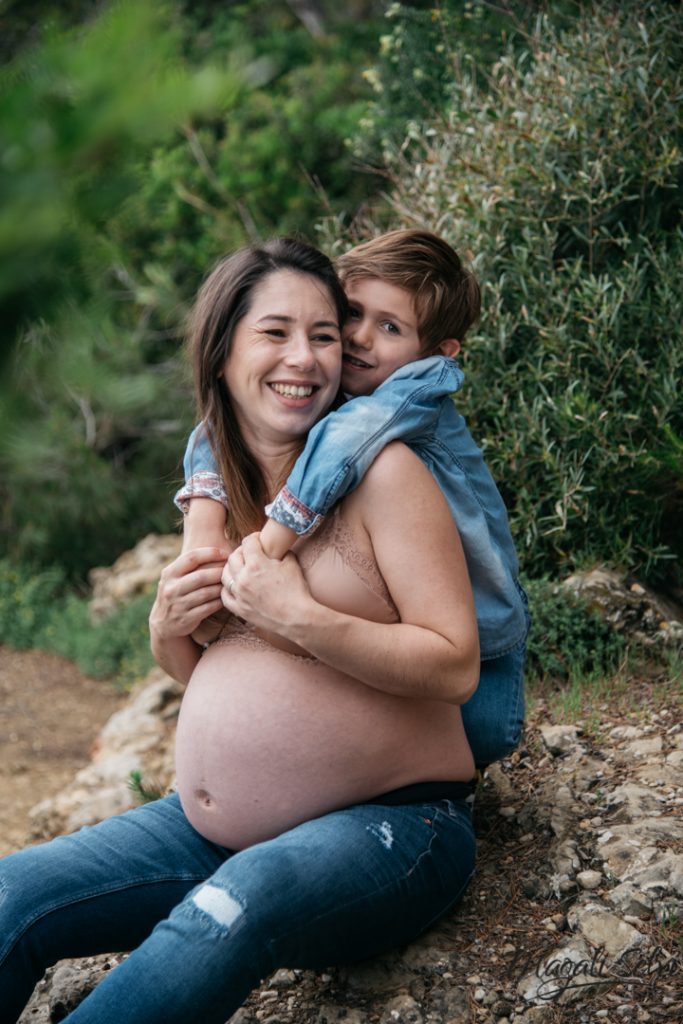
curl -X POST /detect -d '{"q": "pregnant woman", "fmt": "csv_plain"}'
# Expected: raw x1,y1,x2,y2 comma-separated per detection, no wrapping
0,239,479,1024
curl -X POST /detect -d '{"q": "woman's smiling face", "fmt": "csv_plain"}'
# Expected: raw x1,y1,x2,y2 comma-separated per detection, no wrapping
220,270,342,451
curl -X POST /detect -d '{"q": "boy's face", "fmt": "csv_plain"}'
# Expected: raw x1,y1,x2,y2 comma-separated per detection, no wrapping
341,278,423,396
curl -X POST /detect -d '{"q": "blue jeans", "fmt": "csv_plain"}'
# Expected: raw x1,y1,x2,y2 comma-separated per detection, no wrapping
462,636,527,768
0,793,474,1024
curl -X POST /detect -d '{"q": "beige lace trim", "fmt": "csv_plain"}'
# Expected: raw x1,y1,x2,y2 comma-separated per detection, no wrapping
212,617,317,662
298,506,398,618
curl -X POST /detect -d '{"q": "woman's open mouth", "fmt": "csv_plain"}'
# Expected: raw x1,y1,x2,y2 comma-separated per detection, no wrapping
269,382,317,398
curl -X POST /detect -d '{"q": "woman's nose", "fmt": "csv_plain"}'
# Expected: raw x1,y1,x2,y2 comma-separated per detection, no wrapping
284,333,316,370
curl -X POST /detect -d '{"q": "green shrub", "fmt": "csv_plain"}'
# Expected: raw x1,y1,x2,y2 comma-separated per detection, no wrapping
0,558,155,686
523,576,626,684
0,560,66,650
326,1,683,586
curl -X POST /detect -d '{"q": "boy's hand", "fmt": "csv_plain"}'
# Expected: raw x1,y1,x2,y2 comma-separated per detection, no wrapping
220,534,313,637
259,519,299,560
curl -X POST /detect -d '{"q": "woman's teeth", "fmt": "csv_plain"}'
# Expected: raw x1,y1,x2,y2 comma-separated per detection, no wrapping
271,383,314,398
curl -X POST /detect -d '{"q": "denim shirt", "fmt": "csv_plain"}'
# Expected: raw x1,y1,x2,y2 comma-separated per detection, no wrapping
176,356,528,660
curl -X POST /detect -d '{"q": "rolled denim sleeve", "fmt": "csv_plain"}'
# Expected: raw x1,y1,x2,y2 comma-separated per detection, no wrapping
174,422,229,514
266,356,464,535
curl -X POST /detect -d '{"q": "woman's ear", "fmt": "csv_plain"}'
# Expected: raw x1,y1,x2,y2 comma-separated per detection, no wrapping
438,338,461,358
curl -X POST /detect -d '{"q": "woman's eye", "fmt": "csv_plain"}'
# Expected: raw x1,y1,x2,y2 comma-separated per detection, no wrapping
265,329,287,339
312,334,340,344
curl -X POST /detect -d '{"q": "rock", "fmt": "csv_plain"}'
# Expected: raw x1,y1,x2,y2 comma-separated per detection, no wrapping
562,568,683,648
268,969,298,989
606,882,654,917
610,726,644,741
550,839,581,878
340,954,412,996
313,1008,366,1024
539,725,582,756
88,533,182,623
623,737,663,758
28,668,181,840
625,850,683,899
379,993,423,1024
566,902,644,958
429,984,469,1023
605,783,665,821
517,938,606,1006
576,869,602,890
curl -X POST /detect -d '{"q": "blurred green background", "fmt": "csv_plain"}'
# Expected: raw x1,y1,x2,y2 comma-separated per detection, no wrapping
0,0,681,614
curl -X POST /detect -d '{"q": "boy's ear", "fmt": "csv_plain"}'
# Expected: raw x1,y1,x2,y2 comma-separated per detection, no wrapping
438,338,461,358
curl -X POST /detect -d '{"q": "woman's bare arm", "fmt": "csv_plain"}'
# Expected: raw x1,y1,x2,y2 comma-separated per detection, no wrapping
222,444,479,704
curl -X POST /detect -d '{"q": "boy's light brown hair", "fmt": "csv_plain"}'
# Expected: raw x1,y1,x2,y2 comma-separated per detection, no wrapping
336,228,481,354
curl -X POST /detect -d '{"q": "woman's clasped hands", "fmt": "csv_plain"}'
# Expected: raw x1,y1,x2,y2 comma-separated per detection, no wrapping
221,533,314,638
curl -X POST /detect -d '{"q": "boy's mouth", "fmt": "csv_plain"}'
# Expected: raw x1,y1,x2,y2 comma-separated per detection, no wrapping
343,353,373,370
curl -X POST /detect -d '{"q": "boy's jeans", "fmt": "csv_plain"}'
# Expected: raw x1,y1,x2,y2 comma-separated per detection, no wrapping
0,793,474,1024
463,636,527,768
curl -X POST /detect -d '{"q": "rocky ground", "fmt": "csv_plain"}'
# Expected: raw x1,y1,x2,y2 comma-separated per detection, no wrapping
0,647,125,858
14,668,683,1024
8,537,683,1023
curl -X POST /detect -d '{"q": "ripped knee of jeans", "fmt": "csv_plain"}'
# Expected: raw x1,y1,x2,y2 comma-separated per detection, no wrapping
187,883,246,936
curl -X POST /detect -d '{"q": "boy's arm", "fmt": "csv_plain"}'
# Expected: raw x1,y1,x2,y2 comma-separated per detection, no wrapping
266,356,464,541
174,422,229,526
174,422,232,641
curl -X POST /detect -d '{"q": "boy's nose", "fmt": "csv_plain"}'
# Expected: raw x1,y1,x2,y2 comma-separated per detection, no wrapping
345,319,373,350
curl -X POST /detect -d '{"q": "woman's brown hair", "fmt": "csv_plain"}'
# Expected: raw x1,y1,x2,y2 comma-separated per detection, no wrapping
188,238,347,543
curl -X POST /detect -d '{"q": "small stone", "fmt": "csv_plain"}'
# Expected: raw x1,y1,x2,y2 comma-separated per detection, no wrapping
467,975,481,985
577,869,602,890
539,724,582,756
269,969,297,989
474,988,486,1002
499,807,517,819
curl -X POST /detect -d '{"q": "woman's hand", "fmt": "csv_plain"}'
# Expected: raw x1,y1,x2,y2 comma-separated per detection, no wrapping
221,534,313,637
150,547,229,642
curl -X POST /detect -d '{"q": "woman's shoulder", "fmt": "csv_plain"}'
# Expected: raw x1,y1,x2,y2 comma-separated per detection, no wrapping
346,442,442,524
362,441,434,493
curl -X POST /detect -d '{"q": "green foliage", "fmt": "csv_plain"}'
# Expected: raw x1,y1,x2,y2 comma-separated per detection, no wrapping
352,0,519,162
0,558,155,686
0,559,66,650
326,1,683,584
108,1,379,316
128,769,165,805
0,0,239,346
523,576,626,684
0,0,383,579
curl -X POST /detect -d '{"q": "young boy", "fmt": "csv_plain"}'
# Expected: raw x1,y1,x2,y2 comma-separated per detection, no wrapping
176,229,529,767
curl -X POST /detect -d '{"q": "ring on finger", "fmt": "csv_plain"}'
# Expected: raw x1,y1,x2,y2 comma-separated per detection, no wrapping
227,577,236,595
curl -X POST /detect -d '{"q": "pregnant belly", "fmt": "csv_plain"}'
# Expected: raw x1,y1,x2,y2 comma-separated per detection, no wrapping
175,639,472,849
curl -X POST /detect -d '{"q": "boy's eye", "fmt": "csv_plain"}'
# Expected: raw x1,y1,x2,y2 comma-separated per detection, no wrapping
381,320,400,335
347,307,361,320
